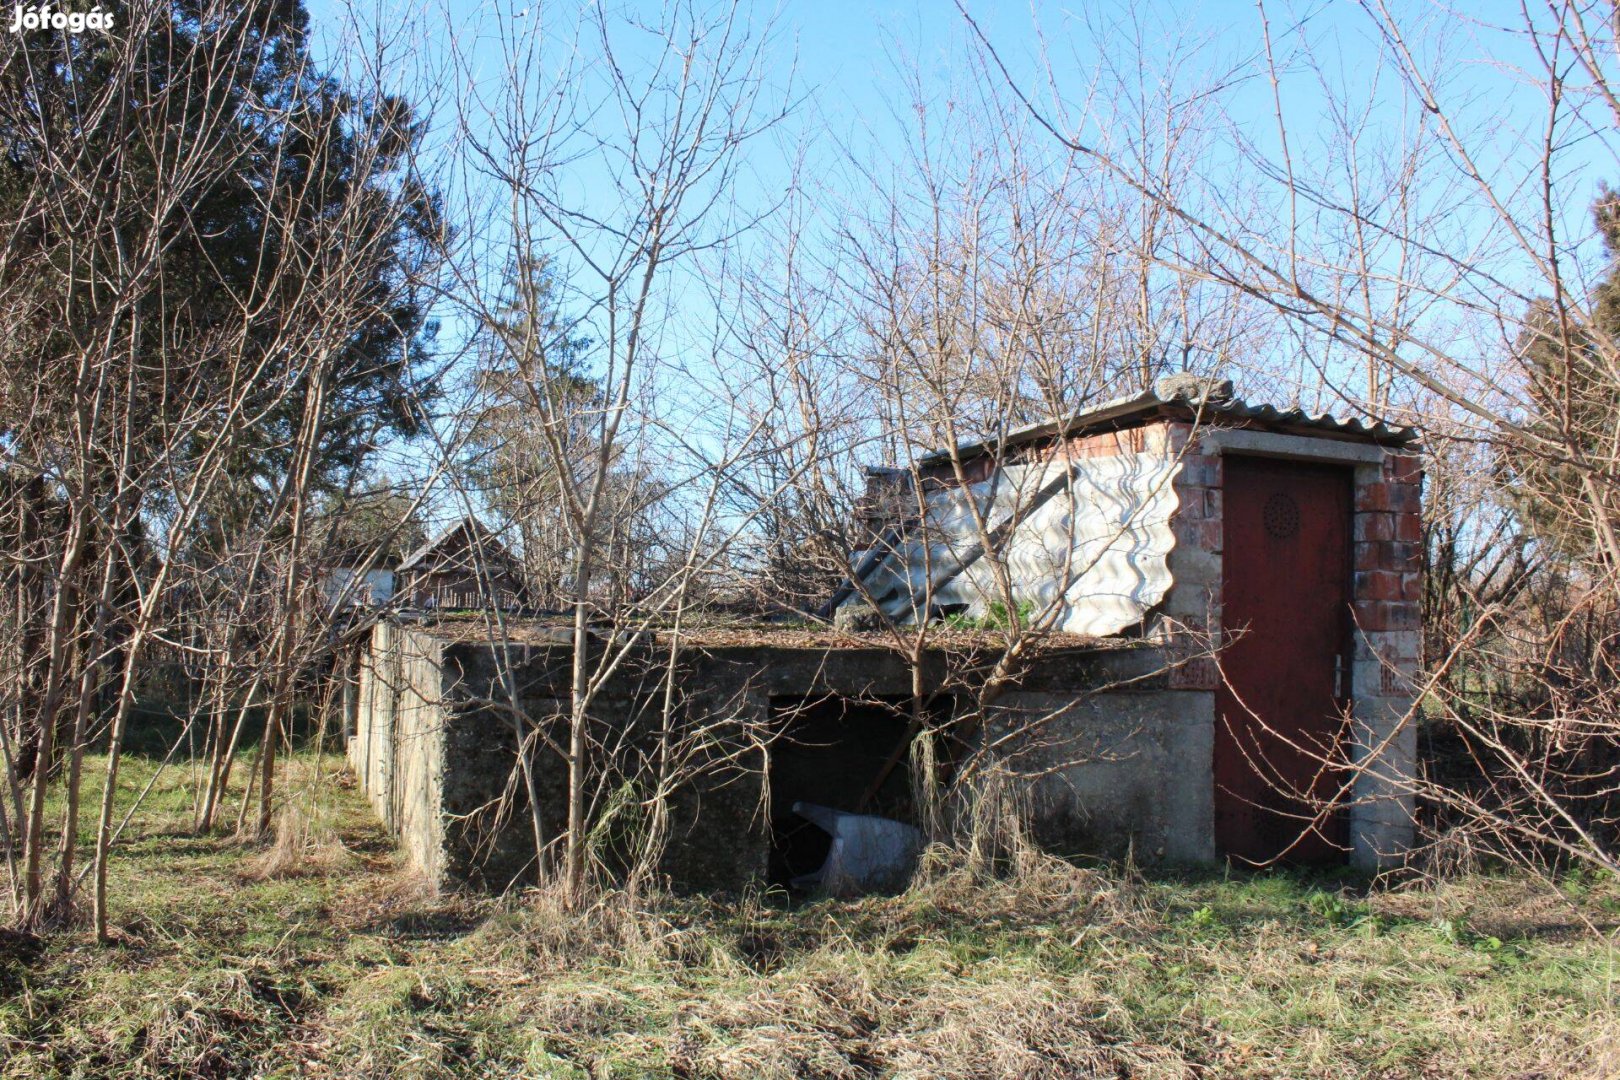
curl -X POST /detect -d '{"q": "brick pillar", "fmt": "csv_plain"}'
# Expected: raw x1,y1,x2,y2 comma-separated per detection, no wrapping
1165,444,1223,692
1347,451,1422,869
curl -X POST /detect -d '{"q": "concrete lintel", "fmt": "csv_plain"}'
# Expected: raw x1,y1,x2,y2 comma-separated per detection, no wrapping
1198,429,1387,465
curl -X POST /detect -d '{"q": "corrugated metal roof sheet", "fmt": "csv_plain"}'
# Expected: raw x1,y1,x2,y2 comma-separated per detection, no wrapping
842,452,1182,637
1199,396,1417,442
919,388,1417,465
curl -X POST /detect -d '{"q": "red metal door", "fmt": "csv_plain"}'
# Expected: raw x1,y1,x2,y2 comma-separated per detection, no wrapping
1214,456,1352,864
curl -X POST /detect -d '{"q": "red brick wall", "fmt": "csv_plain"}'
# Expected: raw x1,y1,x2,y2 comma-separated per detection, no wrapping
912,424,1153,488
1351,452,1423,695
1155,421,1423,698
1351,453,1423,629
1165,421,1223,689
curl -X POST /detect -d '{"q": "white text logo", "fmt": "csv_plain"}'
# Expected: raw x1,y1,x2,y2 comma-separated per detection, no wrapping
9,4,114,33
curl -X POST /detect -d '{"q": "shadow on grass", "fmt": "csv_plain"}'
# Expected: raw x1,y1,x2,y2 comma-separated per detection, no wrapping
0,929,46,994
115,700,327,760
371,906,491,943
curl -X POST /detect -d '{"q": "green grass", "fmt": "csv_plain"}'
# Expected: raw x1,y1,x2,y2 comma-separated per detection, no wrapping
943,599,1039,631
3,752,1618,1078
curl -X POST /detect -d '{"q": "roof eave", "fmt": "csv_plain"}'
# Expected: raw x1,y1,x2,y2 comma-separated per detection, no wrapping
916,392,1417,466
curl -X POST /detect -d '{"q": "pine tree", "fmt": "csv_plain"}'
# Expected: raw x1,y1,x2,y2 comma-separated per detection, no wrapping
1510,187,1620,561
0,0,437,497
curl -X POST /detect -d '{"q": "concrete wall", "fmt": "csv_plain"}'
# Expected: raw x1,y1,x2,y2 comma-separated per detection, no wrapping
989,687,1216,864
348,621,452,882
350,627,778,891
349,623,1218,890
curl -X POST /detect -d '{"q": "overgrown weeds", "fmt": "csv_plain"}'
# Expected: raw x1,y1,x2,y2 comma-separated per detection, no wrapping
245,785,358,882
4,751,1618,1078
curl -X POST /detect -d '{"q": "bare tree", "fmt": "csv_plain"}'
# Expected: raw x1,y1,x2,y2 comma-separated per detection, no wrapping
963,0,1620,876
439,0,798,903
0,0,443,935
787,43,1262,844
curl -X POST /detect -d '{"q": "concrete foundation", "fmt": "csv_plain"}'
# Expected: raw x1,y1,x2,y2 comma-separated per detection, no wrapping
347,624,1213,891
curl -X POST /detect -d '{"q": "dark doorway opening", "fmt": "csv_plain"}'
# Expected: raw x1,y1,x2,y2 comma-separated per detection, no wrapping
1214,455,1354,865
766,695,943,888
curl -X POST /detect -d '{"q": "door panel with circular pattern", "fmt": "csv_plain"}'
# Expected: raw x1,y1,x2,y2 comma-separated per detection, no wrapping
1214,456,1353,864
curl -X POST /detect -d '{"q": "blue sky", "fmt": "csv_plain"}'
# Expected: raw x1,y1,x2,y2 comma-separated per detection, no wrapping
298,0,1602,298
298,0,1617,514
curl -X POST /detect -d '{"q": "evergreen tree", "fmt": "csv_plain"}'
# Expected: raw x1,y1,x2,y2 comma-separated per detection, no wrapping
0,0,437,505
1510,187,1620,560
462,256,599,607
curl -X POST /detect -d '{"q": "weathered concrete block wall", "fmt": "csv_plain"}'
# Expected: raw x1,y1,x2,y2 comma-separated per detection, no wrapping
350,633,779,892
349,622,1221,890
701,643,1217,870
424,642,772,893
744,640,1212,867
1347,451,1422,866
1164,426,1224,693
988,651,1216,864
350,620,411,826
348,621,453,883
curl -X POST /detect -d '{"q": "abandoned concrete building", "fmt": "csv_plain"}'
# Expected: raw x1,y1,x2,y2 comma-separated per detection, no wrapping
347,378,1422,893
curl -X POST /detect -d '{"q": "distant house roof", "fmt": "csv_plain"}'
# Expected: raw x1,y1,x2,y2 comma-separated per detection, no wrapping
397,516,518,574
913,383,1417,467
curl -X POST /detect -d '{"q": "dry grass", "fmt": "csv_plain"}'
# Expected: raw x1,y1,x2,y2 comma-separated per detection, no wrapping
3,751,1618,1079
415,609,1112,653
245,792,360,882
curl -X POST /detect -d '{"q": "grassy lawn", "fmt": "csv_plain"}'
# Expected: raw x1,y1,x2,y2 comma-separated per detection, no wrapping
2,751,1618,1079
